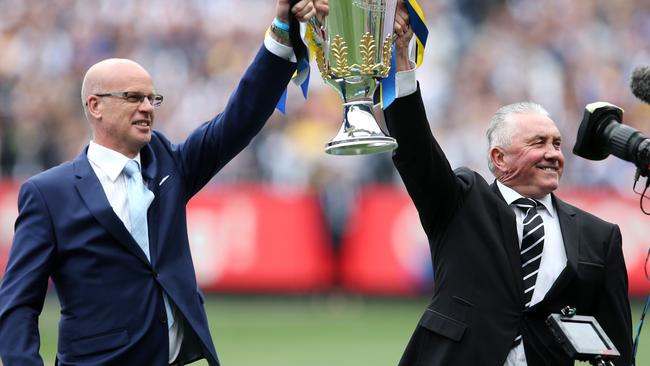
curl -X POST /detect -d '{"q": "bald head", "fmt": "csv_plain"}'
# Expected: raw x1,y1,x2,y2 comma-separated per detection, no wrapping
81,58,152,120
80,58,156,157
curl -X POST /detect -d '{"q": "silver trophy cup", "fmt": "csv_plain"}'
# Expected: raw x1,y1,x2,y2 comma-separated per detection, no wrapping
309,0,398,155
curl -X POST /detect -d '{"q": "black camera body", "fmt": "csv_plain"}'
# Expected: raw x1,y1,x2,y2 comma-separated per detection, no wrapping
573,102,650,175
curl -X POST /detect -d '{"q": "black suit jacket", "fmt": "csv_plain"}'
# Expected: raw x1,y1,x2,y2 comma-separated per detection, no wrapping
384,89,632,366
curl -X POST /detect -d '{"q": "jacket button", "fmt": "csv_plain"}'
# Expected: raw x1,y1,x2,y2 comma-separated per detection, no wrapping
152,270,159,279
160,316,167,325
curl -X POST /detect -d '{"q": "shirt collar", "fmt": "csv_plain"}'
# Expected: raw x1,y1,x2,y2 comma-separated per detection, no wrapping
87,141,142,182
496,180,555,218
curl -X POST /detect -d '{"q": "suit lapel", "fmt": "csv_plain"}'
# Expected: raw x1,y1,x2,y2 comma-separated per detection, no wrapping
490,182,524,305
537,195,579,305
73,149,152,267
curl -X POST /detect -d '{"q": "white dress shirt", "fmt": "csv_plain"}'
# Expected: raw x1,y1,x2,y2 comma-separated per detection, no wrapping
87,141,183,363
264,27,298,62
394,61,418,99
498,182,568,366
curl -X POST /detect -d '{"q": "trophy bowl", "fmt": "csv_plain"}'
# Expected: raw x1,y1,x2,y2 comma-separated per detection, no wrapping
309,0,398,155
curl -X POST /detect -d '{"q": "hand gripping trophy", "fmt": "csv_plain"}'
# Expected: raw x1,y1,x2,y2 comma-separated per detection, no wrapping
308,0,399,155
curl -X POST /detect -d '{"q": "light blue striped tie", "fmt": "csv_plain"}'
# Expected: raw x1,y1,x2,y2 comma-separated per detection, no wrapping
123,160,174,329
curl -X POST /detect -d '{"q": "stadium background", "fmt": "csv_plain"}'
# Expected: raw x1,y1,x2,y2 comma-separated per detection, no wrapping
0,0,649,365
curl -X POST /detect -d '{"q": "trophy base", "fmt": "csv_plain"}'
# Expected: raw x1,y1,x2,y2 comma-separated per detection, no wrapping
325,136,398,155
324,100,398,155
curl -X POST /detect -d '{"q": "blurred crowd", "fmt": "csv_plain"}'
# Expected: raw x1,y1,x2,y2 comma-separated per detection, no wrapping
1,0,649,244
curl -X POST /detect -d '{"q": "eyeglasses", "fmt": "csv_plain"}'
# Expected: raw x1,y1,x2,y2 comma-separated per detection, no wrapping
94,92,164,107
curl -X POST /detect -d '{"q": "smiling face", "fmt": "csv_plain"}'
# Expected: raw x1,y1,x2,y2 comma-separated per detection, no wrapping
83,59,155,158
491,112,564,198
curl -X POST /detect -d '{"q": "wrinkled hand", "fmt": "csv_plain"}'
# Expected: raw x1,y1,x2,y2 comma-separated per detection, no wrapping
394,0,414,72
314,0,329,24
276,0,317,24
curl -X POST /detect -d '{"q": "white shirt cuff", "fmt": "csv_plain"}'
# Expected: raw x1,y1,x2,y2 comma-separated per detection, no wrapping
395,61,417,98
264,32,297,63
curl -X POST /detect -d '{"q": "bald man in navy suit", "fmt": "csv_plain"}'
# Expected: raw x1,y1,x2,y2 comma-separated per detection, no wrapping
0,1,319,365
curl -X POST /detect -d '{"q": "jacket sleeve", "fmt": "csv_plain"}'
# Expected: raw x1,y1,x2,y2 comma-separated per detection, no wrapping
0,180,56,366
177,45,296,200
383,87,464,238
595,225,633,365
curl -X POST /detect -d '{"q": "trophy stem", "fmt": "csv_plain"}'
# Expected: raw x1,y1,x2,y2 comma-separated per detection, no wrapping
324,99,398,155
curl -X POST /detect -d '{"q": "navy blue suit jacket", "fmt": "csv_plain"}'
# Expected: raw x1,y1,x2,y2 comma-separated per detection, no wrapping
0,46,295,366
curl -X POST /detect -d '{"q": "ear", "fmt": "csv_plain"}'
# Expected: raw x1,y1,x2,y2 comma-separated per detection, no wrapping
490,147,508,174
86,95,102,119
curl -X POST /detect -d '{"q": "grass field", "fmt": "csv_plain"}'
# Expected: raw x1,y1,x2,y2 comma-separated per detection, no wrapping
28,295,650,365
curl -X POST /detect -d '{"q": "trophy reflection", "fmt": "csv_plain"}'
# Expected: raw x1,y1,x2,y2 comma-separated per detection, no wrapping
309,0,398,155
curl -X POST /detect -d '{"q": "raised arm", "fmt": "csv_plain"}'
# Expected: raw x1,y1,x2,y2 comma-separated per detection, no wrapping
177,0,317,198
384,0,464,238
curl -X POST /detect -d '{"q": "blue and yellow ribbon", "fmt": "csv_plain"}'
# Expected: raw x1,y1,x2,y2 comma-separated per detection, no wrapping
405,0,428,67
380,0,428,109
275,24,314,114
379,46,397,110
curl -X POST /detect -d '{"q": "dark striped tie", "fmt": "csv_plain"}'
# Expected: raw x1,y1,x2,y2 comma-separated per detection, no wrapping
512,198,545,347
514,198,545,307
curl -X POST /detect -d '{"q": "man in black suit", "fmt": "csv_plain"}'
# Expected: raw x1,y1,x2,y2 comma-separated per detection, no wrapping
385,3,633,365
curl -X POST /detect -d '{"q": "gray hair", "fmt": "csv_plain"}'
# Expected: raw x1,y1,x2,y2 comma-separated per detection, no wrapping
486,102,550,174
